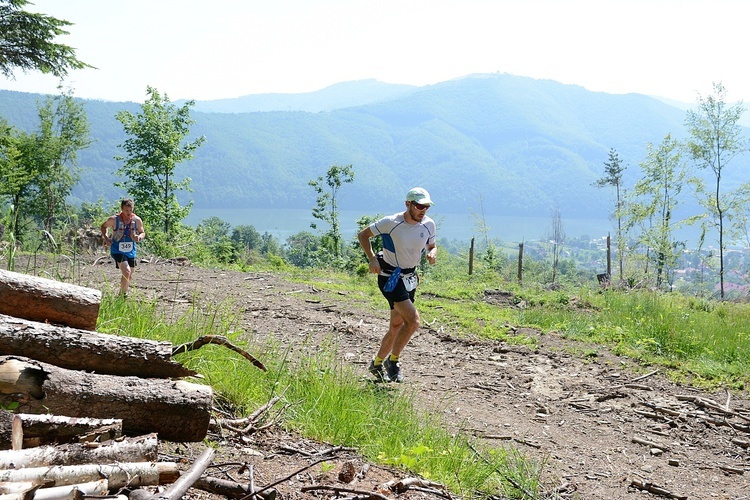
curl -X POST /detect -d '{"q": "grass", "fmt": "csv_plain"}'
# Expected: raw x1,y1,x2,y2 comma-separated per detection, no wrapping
97,291,542,498
504,286,749,389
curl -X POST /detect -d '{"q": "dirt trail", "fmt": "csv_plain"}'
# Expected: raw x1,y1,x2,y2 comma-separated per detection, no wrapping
73,259,750,499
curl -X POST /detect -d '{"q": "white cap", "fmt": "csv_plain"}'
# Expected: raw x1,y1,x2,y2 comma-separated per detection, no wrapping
406,187,433,206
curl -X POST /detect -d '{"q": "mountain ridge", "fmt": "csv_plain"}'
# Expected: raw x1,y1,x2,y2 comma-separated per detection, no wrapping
1,73,744,223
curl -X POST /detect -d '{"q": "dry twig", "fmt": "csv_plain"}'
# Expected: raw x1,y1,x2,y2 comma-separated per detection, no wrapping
172,335,266,371
630,479,687,499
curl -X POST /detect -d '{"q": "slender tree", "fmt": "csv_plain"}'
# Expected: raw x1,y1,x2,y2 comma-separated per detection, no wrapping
685,82,748,299
31,86,90,232
471,195,498,270
626,134,689,289
594,148,627,282
115,86,205,236
549,205,565,284
309,164,354,258
0,0,92,78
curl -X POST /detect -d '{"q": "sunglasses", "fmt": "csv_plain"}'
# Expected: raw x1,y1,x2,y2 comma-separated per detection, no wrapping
411,202,430,211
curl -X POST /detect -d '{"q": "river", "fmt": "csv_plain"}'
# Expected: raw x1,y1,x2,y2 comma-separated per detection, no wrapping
184,207,617,244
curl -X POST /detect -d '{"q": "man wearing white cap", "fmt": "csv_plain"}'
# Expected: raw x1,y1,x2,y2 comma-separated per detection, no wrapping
357,187,437,382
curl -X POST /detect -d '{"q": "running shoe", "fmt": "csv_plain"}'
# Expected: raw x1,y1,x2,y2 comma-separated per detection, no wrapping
383,357,403,383
368,360,390,382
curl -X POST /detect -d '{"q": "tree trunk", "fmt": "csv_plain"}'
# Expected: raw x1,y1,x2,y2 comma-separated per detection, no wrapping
0,478,110,498
0,410,122,450
0,314,196,379
0,269,101,331
29,479,109,500
0,357,212,442
0,433,158,469
0,462,179,489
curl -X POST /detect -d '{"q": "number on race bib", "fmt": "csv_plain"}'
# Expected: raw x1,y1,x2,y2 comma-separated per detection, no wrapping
118,241,134,253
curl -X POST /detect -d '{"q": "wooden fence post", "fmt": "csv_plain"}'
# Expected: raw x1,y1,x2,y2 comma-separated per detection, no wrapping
469,237,474,275
517,242,524,285
607,233,612,281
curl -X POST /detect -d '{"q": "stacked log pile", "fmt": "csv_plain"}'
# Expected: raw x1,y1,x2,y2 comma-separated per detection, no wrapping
0,268,238,498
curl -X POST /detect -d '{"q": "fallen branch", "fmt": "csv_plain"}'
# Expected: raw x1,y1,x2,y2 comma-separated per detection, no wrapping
718,464,745,475
631,369,660,382
150,447,214,500
300,484,389,500
212,396,283,434
639,402,683,417
241,458,329,500
632,436,669,452
731,437,750,448
677,395,750,422
194,475,277,499
623,383,653,391
630,479,687,499
699,415,750,433
609,369,659,389
382,477,452,498
0,481,41,496
172,335,266,371
313,445,357,457
633,409,668,421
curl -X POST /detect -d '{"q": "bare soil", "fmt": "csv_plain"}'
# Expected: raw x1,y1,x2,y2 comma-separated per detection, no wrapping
74,258,750,499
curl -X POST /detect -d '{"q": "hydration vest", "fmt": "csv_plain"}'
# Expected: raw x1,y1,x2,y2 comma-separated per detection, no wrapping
109,215,137,258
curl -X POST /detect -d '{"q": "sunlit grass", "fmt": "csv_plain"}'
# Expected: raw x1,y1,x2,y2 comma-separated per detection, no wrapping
96,292,543,498
506,288,750,388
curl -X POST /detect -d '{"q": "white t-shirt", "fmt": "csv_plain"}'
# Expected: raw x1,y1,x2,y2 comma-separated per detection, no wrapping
369,212,436,270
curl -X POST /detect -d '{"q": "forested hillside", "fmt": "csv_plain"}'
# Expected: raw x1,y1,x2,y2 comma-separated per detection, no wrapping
0,73,732,218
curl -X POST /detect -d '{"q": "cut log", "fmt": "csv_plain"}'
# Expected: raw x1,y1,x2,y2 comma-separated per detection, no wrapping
0,269,100,331
0,411,122,450
0,433,158,469
0,480,40,496
0,357,212,442
33,479,108,500
0,462,179,489
0,314,196,378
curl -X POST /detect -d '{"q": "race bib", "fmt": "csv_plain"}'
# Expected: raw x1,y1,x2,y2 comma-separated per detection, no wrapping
118,241,134,253
402,273,418,291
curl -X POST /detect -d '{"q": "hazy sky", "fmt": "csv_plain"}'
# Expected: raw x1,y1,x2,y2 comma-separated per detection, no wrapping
1,0,747,104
